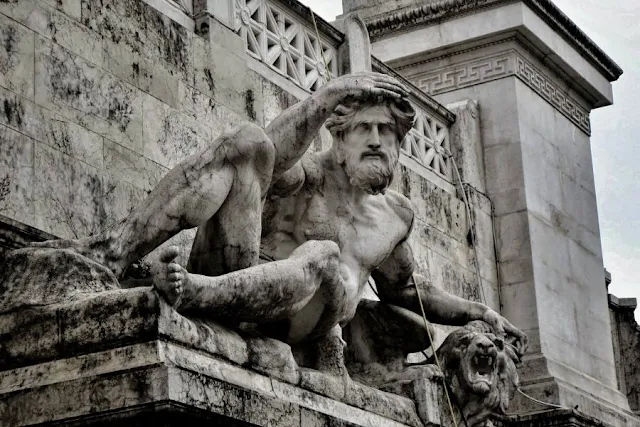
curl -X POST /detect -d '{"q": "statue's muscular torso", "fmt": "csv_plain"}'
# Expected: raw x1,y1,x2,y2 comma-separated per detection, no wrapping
260,151,414,339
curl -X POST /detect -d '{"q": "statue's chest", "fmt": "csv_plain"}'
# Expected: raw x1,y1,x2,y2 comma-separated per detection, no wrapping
296,195,403,269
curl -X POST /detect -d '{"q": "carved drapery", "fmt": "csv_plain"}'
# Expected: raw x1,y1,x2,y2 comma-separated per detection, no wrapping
233,0,338,92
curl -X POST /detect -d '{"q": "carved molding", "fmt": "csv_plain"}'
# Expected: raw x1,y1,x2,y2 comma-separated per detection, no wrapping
514,55,591,134
409,51,591,135
413,53,513,96
363,0,622,82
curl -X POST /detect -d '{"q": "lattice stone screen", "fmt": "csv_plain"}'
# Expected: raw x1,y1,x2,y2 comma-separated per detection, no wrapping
402,107,452,181
233,0,338,91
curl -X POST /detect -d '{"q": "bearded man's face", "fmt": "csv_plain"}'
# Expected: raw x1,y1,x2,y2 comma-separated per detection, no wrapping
336,105,400,195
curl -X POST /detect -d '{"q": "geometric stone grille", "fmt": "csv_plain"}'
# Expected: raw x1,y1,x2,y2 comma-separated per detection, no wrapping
234,0,338,92
402,107,452,181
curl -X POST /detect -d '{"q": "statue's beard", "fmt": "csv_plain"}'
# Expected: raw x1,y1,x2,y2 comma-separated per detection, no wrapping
338,146,398,195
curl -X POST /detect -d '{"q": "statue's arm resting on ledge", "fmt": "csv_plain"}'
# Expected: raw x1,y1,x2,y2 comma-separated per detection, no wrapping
371,240,528,353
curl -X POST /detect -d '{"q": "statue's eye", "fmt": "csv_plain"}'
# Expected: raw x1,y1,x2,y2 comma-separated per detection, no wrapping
355,123,370,132
379,124,393,135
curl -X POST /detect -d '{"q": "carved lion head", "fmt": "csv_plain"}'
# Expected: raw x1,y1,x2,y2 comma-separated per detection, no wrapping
436,321,520,426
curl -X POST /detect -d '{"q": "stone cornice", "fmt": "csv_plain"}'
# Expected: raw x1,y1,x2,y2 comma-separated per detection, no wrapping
364,0,622,82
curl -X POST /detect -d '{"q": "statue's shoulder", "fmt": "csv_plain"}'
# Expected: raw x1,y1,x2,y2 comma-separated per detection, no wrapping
300,152,328,188
384,190,414,230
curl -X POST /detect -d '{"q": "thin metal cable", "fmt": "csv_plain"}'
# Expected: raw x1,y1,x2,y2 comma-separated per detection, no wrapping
414,282,460,427
309,10,332,82
516,388,565,409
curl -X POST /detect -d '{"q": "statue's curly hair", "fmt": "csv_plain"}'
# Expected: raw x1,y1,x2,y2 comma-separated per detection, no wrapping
325,96,416,143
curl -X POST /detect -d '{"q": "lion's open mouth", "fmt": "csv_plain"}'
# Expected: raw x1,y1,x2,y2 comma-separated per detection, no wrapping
469,354,495,385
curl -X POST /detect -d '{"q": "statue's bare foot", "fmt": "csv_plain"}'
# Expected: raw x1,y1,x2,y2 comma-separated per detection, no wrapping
152,246,188,307
30,234,125,277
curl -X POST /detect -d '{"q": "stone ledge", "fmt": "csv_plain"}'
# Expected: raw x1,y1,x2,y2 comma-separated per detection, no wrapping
495,409,610,427
0,341,421,427
0,287,438,427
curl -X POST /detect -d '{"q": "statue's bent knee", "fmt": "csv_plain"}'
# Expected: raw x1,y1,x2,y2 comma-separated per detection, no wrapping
228,122,275,160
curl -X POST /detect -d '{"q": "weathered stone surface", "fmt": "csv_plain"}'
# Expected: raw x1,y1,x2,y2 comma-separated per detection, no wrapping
246,336,300,385
35,36,144,153
103,138,168,193
0,13,35,100
34,143,106,238
0,248,118,314
17,0,102,66
46,116,104,169
0,126,35,228
0,285,441,426
0,86,50,143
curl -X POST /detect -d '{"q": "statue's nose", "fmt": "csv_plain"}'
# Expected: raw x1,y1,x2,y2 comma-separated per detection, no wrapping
368,126,381,149
477,336,497,354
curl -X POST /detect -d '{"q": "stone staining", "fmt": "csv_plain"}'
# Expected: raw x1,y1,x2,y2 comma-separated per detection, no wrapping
3,73,526,425
0,14,35,100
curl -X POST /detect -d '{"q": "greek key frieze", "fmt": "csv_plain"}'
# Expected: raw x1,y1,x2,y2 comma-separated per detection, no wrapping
514,56,590,134
409,52,590,134
414,54,513,95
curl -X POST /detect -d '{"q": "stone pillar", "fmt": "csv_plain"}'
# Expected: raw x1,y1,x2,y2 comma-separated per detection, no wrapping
333,12,372,75
609,293,640,413
343,0,638,425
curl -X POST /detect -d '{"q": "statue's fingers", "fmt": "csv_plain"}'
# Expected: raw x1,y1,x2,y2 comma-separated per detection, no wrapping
370,74,409,95
167,262,182,273
372,81,408,97
369,88,404,99
159,245,180,263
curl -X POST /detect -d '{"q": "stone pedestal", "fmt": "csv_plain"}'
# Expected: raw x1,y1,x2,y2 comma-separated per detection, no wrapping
342,0,639,425
0,287,457,427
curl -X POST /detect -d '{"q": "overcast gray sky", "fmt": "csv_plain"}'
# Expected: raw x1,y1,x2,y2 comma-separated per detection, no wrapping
300,0,640,317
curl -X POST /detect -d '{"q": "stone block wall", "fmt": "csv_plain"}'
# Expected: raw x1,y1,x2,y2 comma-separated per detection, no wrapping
0,0,299,265
0,0,496,318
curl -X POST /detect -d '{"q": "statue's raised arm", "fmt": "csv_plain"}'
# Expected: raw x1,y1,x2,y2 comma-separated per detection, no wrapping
266,72,409,175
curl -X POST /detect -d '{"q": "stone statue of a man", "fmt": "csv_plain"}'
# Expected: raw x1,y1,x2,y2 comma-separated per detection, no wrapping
35,72,526,375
